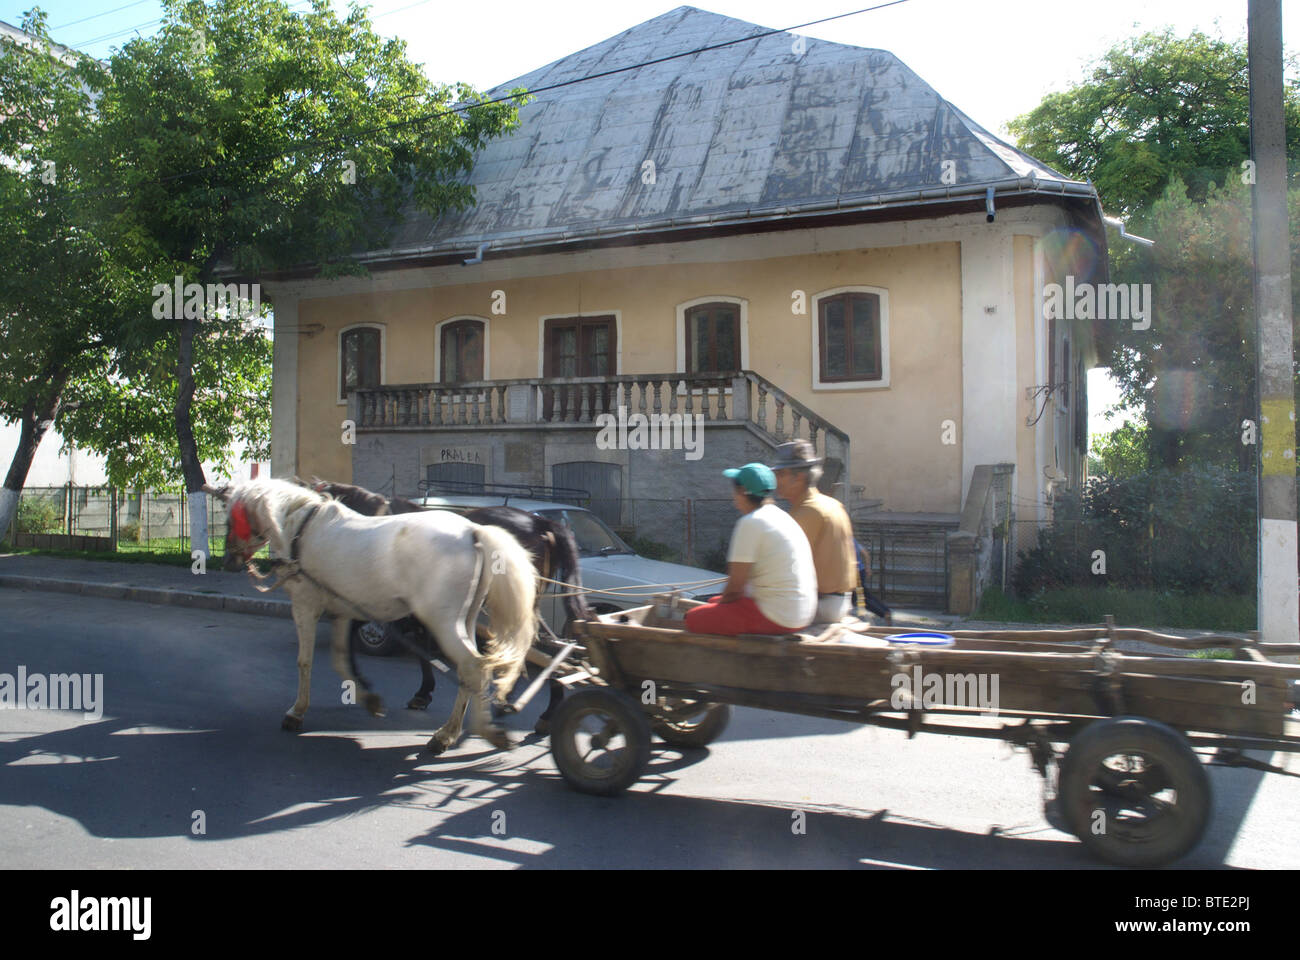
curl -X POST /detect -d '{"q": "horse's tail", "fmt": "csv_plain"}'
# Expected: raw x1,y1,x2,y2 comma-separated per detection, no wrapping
472,524,537,700
544,518,589,622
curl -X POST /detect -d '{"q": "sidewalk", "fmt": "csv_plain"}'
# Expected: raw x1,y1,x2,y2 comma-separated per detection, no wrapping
0,553,291,618
0,552,1259,654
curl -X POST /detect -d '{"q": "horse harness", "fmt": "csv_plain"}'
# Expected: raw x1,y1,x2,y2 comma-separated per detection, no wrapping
255,501,451,671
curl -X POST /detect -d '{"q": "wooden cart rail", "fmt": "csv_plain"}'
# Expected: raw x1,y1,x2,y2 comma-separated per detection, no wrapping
571,607,1300,742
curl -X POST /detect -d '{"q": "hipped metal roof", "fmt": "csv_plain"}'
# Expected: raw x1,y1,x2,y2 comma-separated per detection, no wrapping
368,5,1100,265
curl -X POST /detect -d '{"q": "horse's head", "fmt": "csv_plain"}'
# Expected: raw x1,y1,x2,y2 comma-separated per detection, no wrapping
206,482,271,572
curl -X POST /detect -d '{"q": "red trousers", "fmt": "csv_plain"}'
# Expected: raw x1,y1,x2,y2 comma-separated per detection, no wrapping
684,595,796,636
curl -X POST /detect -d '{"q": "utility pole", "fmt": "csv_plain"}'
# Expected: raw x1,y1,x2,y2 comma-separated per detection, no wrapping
1248,0,1298,645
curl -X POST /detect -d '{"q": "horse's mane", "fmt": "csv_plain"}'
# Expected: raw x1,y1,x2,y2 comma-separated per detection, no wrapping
231,477,332,557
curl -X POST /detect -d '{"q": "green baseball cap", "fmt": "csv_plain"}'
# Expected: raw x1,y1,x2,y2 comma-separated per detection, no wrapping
724,462,776,496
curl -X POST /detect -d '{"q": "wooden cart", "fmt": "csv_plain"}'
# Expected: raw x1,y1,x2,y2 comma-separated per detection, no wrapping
550,599,1300,867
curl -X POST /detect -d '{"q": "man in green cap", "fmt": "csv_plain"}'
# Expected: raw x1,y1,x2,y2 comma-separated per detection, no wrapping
684,462,817,635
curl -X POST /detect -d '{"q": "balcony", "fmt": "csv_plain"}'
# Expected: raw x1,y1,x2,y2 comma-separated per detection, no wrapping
350,370,850,483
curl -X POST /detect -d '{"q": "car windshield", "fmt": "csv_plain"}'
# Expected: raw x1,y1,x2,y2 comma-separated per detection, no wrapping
539,509,633,556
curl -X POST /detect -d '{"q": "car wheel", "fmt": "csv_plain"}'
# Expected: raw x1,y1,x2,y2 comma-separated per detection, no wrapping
351,619,401,657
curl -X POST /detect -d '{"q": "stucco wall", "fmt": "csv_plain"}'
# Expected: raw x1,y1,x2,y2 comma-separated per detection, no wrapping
294,241,964,513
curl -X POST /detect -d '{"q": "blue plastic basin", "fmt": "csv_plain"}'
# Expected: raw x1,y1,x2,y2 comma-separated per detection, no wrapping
884,631,955,646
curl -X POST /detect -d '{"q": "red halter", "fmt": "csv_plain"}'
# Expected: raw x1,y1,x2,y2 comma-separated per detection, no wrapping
230,501,252,542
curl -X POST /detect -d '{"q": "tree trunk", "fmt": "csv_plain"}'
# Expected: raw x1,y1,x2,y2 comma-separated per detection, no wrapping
175,312,209,560
0,368,71,543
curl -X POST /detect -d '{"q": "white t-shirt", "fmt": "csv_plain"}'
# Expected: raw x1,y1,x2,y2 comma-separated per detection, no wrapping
727,503,817,629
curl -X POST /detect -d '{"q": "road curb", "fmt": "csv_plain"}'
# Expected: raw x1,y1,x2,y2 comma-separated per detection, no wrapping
0,573,292,619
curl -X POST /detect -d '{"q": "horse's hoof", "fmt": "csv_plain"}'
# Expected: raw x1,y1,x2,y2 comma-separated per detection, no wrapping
363,692,386,718
406,696,431,711
533,717,551,736
484,728,513,751
281,714,303,732
425,737,449,755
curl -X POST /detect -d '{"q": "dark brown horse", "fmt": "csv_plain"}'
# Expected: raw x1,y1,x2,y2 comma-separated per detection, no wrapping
310,479,586,732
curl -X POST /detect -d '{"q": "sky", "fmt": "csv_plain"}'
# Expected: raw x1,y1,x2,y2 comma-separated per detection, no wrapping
3,0,1291,450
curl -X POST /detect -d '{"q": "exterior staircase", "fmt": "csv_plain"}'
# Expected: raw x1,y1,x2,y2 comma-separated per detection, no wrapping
853,509,959,611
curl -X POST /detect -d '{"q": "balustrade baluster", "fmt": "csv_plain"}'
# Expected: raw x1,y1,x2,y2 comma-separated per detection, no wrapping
792,409,802,440
652,378,662,417
775,398,785,440
579,386,590,423
757,385,768,431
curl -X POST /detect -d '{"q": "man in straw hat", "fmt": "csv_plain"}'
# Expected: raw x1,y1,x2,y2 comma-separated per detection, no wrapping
771,440,858,623
684,462,817,636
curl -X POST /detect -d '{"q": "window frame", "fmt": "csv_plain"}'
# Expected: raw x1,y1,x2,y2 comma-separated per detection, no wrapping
810,286,890,391
536,312,622,377
434,315,490,385
337,322,386,405
675,296,749,377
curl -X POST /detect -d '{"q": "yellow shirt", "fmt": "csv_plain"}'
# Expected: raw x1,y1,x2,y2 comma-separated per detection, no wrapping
789,488,857,594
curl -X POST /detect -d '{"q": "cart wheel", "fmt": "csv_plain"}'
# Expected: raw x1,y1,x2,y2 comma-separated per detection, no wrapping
550,688,651,796
1057,716,1211,867
652,700,731,748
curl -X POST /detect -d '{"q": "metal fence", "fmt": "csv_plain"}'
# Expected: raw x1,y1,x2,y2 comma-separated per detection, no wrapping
5,486,898,596
5,485,229,550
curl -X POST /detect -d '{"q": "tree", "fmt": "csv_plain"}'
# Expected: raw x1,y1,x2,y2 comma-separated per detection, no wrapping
1089,419,1150,478
58,316,272,490
0,10,120,538
1008,29,1300,221
1009,29,1300,470
71,0,525,556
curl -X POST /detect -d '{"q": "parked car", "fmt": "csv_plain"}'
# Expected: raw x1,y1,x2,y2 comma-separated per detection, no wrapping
352,495,723,656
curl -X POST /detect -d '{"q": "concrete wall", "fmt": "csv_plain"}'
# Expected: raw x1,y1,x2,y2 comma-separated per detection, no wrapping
353,422,774,565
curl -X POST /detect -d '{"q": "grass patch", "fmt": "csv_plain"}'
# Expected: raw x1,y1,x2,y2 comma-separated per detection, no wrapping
1,536,271,570
975,586,1255,632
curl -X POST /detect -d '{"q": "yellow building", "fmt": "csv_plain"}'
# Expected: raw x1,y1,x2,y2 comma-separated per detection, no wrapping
262,7,1106,611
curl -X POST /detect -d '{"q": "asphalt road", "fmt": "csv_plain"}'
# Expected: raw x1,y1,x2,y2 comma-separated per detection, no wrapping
1,588,1296,869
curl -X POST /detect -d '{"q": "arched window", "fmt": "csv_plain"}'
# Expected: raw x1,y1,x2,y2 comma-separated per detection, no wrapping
685,302,740,372
811,287,890,390
676,296,748,374
438,318,486,383
339,324,382,402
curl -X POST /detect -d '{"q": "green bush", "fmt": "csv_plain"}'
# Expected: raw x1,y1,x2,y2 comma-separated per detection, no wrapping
624,534,681,564
1013,466,1256,596
976,585,1254,631
118,521,140,542
698,545,728,574
16,496,63,534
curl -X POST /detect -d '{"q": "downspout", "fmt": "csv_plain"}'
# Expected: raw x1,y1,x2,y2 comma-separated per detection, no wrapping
463,241,491,265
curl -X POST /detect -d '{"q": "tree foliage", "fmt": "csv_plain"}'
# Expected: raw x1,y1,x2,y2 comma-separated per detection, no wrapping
57,0,525,553
1090,420,1150,478
1011,29,1300,471
1008,29,1300,220
1014,466,1257,596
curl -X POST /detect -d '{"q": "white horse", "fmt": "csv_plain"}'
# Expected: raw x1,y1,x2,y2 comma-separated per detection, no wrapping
208,477,536,754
